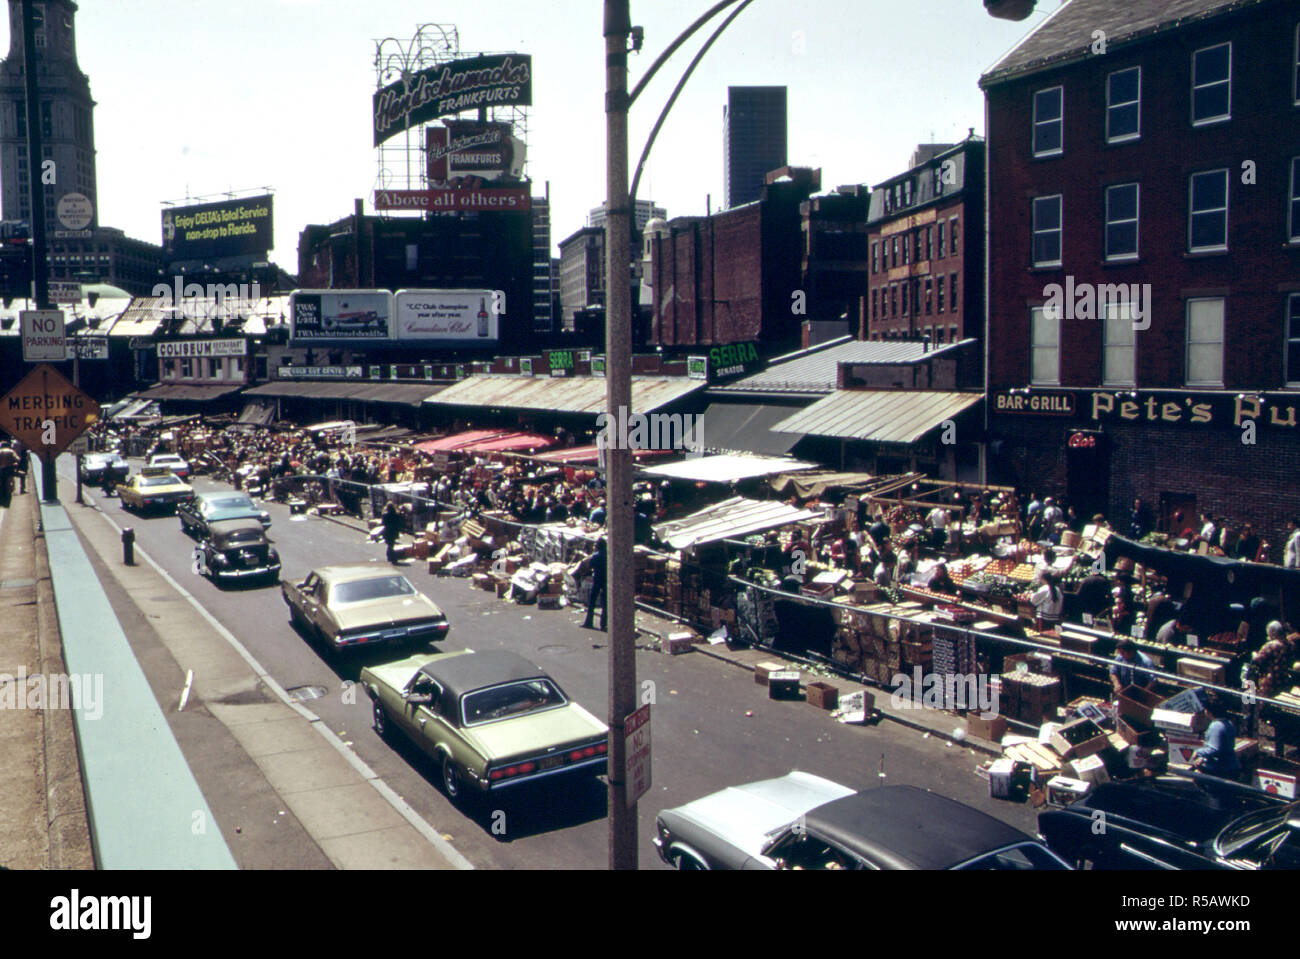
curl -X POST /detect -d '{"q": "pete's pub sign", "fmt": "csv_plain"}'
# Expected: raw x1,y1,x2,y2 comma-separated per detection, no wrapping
993,389,1300,432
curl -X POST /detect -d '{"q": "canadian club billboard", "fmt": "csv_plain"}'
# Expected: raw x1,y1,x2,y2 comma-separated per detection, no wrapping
161,195,273,262
373,53,532,147
394,290,500,345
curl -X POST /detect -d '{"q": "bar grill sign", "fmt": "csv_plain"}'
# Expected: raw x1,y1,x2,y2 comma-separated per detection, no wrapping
624,704,651,808
21,311,65,362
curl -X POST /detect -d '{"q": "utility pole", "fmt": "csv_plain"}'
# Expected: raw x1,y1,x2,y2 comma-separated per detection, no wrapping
603,0,638,872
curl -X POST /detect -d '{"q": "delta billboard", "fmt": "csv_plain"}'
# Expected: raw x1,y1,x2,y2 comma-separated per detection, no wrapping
162,195,273,262
373,54,532,147
289,290,394,341
395,290,500,345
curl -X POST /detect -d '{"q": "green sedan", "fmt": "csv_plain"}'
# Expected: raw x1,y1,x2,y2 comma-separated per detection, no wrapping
361,649,609,803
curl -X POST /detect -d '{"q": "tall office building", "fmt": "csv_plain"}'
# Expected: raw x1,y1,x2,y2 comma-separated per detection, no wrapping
0,0,96,236
723,86,787,209
531,190,554,334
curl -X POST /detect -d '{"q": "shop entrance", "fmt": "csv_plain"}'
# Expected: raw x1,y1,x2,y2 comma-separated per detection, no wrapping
1065,431,1110,521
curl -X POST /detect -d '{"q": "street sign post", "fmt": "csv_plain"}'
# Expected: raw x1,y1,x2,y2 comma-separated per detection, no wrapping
624,704,651,808
0,363,100,502
20,309,66,361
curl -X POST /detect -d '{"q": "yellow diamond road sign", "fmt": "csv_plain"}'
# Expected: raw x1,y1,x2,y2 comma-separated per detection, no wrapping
0,363,100,457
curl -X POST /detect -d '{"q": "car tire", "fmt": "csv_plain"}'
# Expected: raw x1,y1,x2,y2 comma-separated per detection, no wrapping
373,702,394,741
673,852,706,871
442,754,465,802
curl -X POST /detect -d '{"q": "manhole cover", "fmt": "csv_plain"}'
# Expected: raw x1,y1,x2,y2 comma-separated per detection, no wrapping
285,685,328,702
537,645,571,655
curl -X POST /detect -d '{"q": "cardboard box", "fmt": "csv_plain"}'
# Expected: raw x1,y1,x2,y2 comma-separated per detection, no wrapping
1064,753,1111,785
1046,776,1093,805
1176,657,1227,685
1152,708,1208,735
1116,713,1161,747
754,661,786,686
966,714,1009,743
768,670,801,700
1117,685,1164,725
989,758,1032,799
806,682,839,710
1253,757,1300,799
663,632,696,655
1165,733,1202,766
1050,718,1110,762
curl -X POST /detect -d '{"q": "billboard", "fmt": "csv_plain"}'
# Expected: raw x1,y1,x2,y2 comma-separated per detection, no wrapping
162,195,273,262
289,290,394,341
373,54,532,147
395,290,500,345
426,121,526,182
373,187,531,213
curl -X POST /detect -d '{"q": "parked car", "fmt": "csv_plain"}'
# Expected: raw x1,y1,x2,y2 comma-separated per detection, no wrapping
361,649,608,802
79,452,129,488
147,453,190,479
281,564,450,650
179,491,270,538
194,518,281,586
654,774,1072,870
1037,773,1300,869
117,467,194,514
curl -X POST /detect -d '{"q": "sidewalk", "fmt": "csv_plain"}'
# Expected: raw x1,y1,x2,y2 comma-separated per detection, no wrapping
0,485,94,869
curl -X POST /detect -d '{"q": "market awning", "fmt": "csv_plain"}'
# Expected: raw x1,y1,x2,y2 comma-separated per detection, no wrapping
237,401,276,426
423,374,704,416
415,430,515,453
639,453,820,484
528,444,675,464
773,390,983,445
461,431,556,454
242,381,445,407
696,402,804,456
768,470,896,499
131,383,245,402
654,496,823,550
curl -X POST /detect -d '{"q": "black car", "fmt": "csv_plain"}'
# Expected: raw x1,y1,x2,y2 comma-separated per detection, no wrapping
79,452,130,488
194,518,281,586
1038,773,1300,870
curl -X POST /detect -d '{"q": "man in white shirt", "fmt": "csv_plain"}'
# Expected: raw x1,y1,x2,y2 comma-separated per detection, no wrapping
1285,519,1300,569
1199,513,1217,544
1041,497,1063,528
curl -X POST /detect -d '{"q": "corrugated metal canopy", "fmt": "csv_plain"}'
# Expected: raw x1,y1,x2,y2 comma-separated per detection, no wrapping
243,381,445,407
773,390,982,445
423,374,704,415
640,453,819,484
716,337,974,395
131,383,245,402
654,496,823,550
697,402,803,456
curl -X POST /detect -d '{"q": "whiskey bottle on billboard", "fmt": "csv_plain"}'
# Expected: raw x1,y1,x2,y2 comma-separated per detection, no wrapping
477,297,490,337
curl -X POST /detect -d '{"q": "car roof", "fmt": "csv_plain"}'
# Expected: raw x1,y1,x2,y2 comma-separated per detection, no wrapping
418,650,548,702
804,785,1032,869
1067,777,1280,845
209,518,267,542
313,564,413,585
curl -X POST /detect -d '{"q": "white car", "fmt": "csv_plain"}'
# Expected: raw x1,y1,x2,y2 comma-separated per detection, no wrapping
147,453,190,479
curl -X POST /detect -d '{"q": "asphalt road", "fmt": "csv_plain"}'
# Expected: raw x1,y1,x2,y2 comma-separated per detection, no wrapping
62,458,1042,869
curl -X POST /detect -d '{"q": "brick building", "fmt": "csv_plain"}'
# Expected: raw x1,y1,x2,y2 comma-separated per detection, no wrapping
865,136,984,346
980,0,1300,552
801,185,870,330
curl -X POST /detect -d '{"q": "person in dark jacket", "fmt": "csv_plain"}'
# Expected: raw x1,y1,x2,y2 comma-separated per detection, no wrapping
583,538,608,631
381,502,404,563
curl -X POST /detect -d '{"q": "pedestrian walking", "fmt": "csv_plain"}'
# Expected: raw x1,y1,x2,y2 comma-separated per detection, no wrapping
381,501,403,564
583,537,608,631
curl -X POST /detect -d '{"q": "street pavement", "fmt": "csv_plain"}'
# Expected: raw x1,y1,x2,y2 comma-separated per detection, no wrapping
56,456,1041,869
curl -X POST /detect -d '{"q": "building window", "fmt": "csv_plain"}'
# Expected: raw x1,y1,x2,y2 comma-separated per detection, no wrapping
1192,42,1231,125
924,277,932,314
915,230,923,262
1290,156,1300,243
871,289,878,319
937,277,945,313
163,359,176,378
872,241,879,273
1103,302,1137,386
208,358,221,379
891,236,899,267
950,217,959,256
1107,66,1141,142
902,281,909,315
181,358,193,378
936,221,945,259
1188,169,1228,252
902,234,910,265
233,357,245,376
1031,306,1060,385
950,273,958,312
891,284,898,316
1105,182,1140,260
950,325,958,342
1032,195,1063,267
1186,298,1225,387
1033,86,1064,156
1286,294,1300,386
40,100,51,139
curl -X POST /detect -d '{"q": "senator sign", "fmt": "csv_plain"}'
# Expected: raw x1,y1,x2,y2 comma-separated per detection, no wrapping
162,195,273,262
289,290,394,341
373,54,532,147
394,290,499,345
20,310,65,362
0,364,100,456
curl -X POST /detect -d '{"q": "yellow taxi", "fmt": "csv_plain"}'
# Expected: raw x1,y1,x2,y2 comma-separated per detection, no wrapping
117,466,194,514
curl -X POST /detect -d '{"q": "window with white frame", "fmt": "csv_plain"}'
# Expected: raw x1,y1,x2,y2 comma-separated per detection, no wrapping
1103,302,1136,386
1033,86,1063,156
1192,42,1231,125
181,358,193,378
1287,294,1300,386
1107,67,1141,142
1031,305,1060,385
1105,182,1140,260
1188,169,1228,252
1186,298,1224,387
1032,195,1063,266
1290,156,1300,243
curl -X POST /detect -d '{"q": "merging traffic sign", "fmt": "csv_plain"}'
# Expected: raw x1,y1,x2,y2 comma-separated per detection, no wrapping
0,363,100,456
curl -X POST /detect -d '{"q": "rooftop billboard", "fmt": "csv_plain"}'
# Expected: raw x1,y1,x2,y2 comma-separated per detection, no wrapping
161,195,273,262
373,54,532,147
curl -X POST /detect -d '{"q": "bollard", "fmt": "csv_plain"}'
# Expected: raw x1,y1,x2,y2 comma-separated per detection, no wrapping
122,528,135,566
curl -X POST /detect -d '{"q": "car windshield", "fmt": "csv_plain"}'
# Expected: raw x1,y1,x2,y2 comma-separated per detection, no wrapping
218,529,264,546
954,842,1070,870
152,456,183,464
462,679,566,725
206,496,254,513
139,476,179,487
1215,800,1300,858
330,575,416,604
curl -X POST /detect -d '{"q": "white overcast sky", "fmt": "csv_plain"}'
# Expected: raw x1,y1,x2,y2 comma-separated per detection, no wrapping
12,0,1059,270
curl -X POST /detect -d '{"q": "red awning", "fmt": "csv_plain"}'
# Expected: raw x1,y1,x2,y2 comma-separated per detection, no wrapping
462,431,556,453
529,444,675,465
415,429,513,453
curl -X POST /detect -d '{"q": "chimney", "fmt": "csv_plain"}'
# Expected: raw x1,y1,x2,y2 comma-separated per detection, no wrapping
801,320,811,350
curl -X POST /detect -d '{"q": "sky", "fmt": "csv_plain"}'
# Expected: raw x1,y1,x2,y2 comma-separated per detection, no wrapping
8,0,1061,270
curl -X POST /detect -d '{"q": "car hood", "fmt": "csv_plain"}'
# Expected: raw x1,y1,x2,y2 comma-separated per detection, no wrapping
660,772,857,859
332,595,445,631
458,703,608,760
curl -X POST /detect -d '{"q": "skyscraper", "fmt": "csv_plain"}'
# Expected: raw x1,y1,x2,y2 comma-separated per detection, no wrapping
723,86,787,209
0,0,97,236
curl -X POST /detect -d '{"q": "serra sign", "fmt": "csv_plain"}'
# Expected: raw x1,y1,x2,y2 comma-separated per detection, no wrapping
0,364,100,456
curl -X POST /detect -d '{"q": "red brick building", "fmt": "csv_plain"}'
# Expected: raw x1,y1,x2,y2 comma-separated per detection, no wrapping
865,137,985,346
980,0,1300,551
